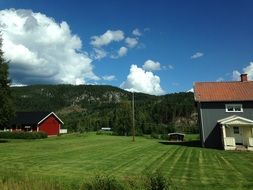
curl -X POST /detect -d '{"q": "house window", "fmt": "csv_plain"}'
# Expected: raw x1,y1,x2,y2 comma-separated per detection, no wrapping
233,127,239,134
225,104,243,112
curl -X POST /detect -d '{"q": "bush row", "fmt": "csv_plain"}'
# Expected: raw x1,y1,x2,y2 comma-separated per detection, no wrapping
0,170,175,190
82,171,174,190
151,133,169,140
96,130,113,135
0,131,48,139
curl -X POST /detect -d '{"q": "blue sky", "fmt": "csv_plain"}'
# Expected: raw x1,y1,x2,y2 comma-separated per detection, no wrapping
0,0,253,94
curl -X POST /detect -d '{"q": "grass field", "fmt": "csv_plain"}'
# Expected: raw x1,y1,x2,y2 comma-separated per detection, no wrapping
0,133,253,189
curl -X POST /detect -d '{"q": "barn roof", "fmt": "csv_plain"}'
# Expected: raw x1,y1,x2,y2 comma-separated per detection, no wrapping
168,133,185,136
194,74,253,102
9,112,63,126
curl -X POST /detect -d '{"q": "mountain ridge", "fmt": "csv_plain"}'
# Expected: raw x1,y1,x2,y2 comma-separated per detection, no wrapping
11,84,197,134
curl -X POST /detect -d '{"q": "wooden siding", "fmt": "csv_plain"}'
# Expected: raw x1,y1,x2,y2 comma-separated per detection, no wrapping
39,115,60,136
198,101,253,148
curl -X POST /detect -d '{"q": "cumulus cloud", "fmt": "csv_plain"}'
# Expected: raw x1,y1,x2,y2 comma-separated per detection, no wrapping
120,65,165,95
162,65,174,70
91,48,107,60
111,46,128,59
216,77,224,82
167,65,174,70
0,9,99,85
232,71,240,81
143,60,161,71
89,29,143,59
242,62,253,80
232,62,253,81
10,83,27,87
102,75,116,81
125,37,138,48
191,52,204,59
187,88,194,93
118,47,128,57
90,30,124,47
132,28,142,36
168,65,174,70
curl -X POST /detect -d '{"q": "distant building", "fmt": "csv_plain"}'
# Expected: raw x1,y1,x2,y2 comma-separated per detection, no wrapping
101,127,111,131
168,133,185,141
8,112,64,136
194,74,253,150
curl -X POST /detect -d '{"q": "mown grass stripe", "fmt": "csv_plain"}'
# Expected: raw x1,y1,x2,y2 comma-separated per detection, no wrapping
165,146,186,175
0,134,253,190
179,147,192,184
142,145,180,174
219,155,245,181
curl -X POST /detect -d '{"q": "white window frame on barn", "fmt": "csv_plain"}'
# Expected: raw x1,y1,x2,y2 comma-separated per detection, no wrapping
225,104,243,112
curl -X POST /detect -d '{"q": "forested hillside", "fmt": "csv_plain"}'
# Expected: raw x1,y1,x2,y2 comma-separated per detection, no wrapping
12,85,198,135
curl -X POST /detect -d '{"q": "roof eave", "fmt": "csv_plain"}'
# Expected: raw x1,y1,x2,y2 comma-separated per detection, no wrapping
38,112,64,125
195,99,253,103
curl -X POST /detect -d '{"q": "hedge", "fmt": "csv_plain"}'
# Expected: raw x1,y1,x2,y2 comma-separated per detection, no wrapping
0,131,48,139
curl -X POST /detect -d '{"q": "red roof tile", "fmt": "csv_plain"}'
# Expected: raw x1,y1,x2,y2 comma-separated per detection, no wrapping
194,81,253,102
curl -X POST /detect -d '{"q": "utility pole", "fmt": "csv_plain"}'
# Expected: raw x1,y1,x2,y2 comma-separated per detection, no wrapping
132,91,135,142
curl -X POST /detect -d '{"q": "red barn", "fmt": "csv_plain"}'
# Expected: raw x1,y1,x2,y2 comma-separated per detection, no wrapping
9,112,64,136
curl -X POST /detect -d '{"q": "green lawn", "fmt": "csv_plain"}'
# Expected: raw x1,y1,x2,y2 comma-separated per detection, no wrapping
0,134,253,189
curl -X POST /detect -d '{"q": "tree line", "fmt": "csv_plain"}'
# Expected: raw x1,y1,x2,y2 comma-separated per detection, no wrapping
10,84,197,135
57,92,197,135
0,35,15,129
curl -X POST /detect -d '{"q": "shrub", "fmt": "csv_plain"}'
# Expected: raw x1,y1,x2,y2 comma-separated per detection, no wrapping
81,174,124,190
151,133,160,139
0,131,47,139
96,130,113,135
0,170,176,190
160,134,169,140
0,170,67,190
145,170,173,190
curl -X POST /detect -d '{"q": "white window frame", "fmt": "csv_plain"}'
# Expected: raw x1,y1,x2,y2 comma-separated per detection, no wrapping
225,104,243,112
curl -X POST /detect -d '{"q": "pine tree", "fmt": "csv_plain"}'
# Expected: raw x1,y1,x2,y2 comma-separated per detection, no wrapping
0,34,15,129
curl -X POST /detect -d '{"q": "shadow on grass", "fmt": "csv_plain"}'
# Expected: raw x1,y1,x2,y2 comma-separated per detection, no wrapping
0,140,9,143
159,140,201,147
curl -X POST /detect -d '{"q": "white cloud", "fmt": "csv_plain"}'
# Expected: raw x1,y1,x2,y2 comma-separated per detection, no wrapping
216,77,224,82
232,71,240,81
0,9,99,85
132,28,142,36
143,60,161,71
91,48,107,60
111,46,128,59
90,30,124,47
118,47,128,57
125,37,138,48
232,62,253,81
102,75,116,81
242,62,253,80
191,52,204,59
120,64,165,95
10,83,27,87
90,29,143,59
168,65,174,70
187,88,194,93
162,64,174,70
